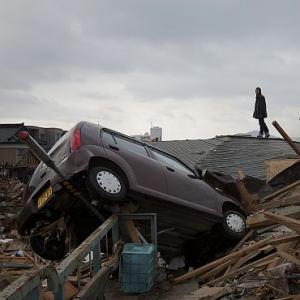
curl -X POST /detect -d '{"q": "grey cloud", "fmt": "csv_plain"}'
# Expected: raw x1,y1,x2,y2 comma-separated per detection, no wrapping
0,0,299,138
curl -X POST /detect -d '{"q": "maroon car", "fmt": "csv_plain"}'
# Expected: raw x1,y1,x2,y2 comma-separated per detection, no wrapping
17,121,246,260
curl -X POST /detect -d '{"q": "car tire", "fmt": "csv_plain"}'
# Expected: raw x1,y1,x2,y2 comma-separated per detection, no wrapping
222,210,246,240
29,222,66,260
30,235,66,260
87,166,127,202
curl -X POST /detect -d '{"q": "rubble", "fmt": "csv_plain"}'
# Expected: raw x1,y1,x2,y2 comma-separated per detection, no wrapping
0,178,25,235
174,177,300,299
1,119,300,299
0,178,42,292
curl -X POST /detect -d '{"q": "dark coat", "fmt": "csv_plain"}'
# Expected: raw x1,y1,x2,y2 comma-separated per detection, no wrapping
253,94,267,119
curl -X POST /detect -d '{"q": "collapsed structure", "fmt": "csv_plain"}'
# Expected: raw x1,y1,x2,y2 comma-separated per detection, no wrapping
1,120,300,299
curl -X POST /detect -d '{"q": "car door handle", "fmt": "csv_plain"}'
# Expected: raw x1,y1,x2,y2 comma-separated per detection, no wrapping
166,166,175,172
109,145,119,151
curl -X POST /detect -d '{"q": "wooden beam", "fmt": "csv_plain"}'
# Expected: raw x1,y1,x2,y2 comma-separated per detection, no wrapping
224,229,254,274
255,194,300,211
173,233,299,284
199,257,237,282
264,211,300,234
247,205,300,228
120,206,141,243
272,120,300,155
206,252,278,287
276,248,300,266
236,169,256,213
262,180,300,202
230,250,262,272
230,229,254,253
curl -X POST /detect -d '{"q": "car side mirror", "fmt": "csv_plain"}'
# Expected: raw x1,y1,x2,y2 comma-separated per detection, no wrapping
193,167,202,179
188,174,199,179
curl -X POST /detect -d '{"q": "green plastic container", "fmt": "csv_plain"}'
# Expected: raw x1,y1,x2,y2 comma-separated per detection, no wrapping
120,243,156,293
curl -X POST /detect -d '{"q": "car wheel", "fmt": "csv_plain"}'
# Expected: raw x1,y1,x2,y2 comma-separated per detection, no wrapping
222,210,246,239
30,222,66,260
87,166,126,202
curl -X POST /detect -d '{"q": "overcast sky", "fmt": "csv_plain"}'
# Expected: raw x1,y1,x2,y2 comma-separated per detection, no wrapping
0,1,299,140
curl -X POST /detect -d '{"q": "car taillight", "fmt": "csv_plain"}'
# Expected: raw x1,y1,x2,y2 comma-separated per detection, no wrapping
70,128,81,151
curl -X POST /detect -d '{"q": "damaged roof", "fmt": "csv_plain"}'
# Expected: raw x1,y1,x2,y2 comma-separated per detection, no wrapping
154,135,300,180
0,123,26,144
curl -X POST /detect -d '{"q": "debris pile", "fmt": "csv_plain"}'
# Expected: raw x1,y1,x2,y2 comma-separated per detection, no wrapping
0,178,25,235
175,180,300,299
0,178,39,292
0,239,38,291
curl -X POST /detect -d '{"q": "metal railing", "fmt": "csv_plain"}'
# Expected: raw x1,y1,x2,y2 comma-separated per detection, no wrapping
0,213,157,300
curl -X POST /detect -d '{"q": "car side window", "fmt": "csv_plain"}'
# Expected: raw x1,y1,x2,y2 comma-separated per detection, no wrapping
151,149,194,174
101,131,116,145
115,135,149,157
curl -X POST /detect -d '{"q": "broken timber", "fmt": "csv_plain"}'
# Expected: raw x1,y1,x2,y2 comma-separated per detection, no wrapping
272,120,300,155
255,194,300,211
247,205,300,228
264,211,300,234
173,233,299,284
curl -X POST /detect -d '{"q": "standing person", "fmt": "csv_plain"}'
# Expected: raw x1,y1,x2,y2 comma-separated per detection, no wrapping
253,87,270,138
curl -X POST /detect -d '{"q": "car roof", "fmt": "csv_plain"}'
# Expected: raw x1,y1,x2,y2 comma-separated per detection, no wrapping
100,126,194,170
79,121,194,171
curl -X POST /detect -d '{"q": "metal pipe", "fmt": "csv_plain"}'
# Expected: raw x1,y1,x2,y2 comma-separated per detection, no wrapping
272,120,300,155
18,131,64,178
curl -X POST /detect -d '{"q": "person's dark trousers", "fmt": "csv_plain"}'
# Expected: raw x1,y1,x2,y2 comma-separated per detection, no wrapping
259,118,269,135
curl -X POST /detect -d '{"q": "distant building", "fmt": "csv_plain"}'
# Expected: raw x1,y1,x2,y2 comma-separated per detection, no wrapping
26,126,65,152
150,126,162,141
0,123,66,166
131,132,150,142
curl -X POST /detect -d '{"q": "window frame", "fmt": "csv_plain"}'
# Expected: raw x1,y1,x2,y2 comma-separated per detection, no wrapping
100,129,150,158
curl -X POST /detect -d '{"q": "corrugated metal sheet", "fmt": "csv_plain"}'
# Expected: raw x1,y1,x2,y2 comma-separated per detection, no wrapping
154,136,300,180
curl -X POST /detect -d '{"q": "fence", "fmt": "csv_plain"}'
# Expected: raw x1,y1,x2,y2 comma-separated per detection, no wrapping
0,213,156,300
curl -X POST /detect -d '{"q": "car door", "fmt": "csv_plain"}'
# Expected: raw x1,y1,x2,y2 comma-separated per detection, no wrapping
150,148,219,214
101,130,167,196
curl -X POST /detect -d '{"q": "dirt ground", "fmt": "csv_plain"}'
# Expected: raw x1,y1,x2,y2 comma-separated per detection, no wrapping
104,279,198,300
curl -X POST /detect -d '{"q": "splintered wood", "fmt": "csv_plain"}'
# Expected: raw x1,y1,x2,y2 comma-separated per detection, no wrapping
174,176,300,299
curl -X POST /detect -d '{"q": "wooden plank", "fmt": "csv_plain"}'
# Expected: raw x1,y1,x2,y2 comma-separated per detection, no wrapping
224,229,254,274
272,121,300,155
230,250,261,272
266,257,282,271
264,211,300,234
247,205,300,228
173,233,299,284
199,257,237,282
230,230,254,253
276,248,300,266
185,286,233,300
236,169,256,213
120,206,141,243
255,194,300,211
262,180,300,202
206,252,278,287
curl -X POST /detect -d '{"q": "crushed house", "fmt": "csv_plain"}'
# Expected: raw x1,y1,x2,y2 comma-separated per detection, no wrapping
154,135,300,180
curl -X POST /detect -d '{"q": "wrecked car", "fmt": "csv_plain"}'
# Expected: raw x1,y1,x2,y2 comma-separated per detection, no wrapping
17,121,246,260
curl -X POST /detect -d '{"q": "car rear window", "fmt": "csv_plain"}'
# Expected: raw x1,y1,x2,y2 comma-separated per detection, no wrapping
114,135,149,157
48,131,70,160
